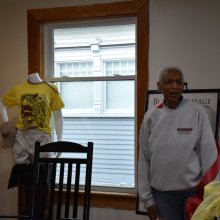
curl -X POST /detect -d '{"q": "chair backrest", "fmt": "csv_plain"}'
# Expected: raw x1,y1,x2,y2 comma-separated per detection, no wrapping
31,141,93,220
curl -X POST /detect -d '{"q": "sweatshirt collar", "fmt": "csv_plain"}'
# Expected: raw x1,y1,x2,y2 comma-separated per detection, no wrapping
156,96,184,109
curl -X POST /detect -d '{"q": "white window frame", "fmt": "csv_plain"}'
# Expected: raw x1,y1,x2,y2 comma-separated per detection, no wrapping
43,18,137,194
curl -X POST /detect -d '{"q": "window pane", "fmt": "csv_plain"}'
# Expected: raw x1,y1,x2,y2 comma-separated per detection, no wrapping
60,82,93,109
106,81,134,109
48,23,135,78
55,117,135,188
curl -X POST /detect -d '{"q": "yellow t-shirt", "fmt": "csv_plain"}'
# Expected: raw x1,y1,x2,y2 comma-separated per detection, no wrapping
3,81,64,134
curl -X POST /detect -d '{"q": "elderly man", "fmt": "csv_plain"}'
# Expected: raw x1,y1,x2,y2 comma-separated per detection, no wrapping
138,66,217,220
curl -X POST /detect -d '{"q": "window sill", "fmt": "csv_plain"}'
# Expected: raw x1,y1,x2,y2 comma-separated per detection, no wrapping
55,190,137,210
90,191,137,210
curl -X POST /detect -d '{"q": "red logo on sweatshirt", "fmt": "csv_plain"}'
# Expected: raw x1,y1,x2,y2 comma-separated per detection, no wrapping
177,128,193,133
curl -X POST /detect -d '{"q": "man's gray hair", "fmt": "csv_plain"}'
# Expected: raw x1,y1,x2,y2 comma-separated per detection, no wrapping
157,65,184,81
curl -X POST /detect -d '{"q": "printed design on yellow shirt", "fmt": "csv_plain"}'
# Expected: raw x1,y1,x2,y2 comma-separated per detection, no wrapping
20,93,48,129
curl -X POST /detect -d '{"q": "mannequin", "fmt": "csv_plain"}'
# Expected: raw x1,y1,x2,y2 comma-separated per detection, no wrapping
27,72,42,83
0,72,65,163
0,101,8,122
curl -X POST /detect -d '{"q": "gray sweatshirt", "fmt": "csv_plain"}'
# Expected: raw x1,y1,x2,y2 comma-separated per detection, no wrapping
138,97,217,208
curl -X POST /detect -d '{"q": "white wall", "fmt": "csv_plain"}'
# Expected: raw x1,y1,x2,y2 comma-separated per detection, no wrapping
1,0,220,219
149,0,220,90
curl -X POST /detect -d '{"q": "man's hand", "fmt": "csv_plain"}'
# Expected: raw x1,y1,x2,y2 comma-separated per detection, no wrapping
147,205,162,220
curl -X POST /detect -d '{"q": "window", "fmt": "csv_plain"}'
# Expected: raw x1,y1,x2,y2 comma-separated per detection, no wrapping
44,20,135,190
27,0,148,210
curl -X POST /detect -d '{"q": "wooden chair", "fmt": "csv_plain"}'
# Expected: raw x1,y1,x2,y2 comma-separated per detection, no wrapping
0,141,93,220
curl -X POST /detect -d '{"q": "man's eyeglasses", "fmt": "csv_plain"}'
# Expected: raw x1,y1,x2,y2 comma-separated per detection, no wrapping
160,79,185,86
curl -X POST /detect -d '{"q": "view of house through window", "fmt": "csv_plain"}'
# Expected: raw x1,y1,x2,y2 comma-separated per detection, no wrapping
43,18,136,191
